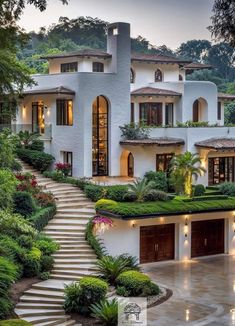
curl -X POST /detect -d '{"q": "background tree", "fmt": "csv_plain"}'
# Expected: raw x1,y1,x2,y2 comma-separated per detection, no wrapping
209,0,235,47
176,39,211,62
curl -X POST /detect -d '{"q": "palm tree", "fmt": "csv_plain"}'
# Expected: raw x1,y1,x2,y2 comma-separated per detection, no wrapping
127,177,155,202
170,151,206,197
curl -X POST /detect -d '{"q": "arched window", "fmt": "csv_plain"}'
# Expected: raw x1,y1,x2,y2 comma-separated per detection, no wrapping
155,69,163,82
130,68,135,83
179,74,183,81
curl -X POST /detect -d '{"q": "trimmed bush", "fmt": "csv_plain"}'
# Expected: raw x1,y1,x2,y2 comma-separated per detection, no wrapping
13,191,36,217
219,182,235,196
40,255,54,272
84,184,128,202
117,270,160,297
28,139,44,151
22,247,41,277
35,239,59,256
194,184,205,197
64,277,108,315
183,195,228,202
123,192,137,202
143,189,169,202
29,205,56,231
16,148,54,172
144,171,168,192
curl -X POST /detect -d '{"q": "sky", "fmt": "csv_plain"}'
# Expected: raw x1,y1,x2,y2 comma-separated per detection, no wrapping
19,0,215,49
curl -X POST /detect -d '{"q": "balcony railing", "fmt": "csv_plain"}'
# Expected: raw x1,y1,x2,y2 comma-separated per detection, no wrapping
0,124,52,140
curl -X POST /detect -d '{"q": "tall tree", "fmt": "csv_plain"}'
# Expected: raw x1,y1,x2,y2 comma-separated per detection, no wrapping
209,0,235,47
176,40,211,62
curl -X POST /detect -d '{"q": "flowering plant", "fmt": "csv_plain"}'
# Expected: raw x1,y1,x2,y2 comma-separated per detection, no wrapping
15,173,40,193
92,215,113,234
55,162,71,176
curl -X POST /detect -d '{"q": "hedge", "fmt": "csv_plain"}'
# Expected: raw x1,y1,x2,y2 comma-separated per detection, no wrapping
84,184,128,202
96,197,235,217
183,195,228,202
29,205,56,231
16,149,54,172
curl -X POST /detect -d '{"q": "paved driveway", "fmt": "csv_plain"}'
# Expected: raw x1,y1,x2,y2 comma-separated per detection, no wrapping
143,255,235,326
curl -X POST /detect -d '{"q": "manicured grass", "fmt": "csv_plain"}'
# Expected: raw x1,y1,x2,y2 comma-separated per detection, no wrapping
96,197,235,217
0,320,32,326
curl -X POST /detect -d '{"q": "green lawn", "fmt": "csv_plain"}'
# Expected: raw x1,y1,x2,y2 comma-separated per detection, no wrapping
96,196,235,218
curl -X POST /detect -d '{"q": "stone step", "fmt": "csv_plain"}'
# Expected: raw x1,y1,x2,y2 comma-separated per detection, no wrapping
50,274,83,281
45,184,77,190
15,308,65,318
51,189,82,195
54,193,86,199
53,258,97,264
56,203,91,209
54,240,89,245
54,214,92,219
47,236,85,241
52,253,96,259
43,231,85,237
22,315,70,325
45,224,86,230
52,269,95,277
31,280,71,291
56,197,88,202
24,289,64,299
16,303,63,310
56,248,94,254
53,264,98,271
36,319,77,326
48,219,89,225
56,208,95,214
20,295,64,305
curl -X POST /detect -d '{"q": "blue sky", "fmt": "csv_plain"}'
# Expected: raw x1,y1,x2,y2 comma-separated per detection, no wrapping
19,0,215,49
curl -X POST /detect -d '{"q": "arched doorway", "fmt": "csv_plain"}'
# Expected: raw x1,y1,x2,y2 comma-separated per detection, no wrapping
192,98,208,122
128,153,134,177
92,96,109,176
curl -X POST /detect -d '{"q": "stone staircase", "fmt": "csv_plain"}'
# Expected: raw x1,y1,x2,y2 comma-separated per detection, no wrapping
15,162,98,326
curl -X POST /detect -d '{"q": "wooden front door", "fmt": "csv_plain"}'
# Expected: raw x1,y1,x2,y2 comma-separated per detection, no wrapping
140,224,175,263
191,219,224,258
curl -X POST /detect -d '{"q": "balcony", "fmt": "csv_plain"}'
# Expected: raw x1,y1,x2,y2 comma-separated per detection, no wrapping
0,124,52,140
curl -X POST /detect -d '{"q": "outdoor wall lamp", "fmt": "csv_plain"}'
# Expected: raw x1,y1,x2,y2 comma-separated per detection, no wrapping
131,221,136,228
184,218,189,238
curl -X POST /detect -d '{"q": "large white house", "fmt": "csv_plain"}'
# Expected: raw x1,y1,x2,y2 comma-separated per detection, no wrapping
14,22,235,187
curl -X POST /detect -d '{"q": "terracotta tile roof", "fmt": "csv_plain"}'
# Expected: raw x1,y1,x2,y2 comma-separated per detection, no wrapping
184,62,212,70
23,86,75,96
195,138,235,150
131,87,181,97
120,137,185,146
41,49,112,60
218,93,235,101
131,53,191,64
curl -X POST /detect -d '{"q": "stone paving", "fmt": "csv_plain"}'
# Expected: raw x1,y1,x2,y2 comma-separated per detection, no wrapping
143,255,235,326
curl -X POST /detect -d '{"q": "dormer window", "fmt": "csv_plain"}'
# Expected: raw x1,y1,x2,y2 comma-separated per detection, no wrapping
155,69,163,82
130,68,135,83
93,62,104,72
61,62,78,73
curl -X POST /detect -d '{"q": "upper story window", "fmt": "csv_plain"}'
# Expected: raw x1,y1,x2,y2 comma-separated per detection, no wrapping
61,62,78,73
130,68,135,83
56,99,73,126
139,103,163,126
179,74,183,81
217,102,222,120
165,103,174,126
154,69,163,82
93,62,104,72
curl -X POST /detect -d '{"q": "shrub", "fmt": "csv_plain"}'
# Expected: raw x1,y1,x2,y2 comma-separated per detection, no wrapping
84,184,128,202
117,270,160,297
127,178,156,202
0,211,37,238
15,173,40,194
34,192,55,207
0,235,26,265
17,235,34,249
96,255,138,285
85,219,106,259
28,139,44,152
143,189,169,202
95,199,117,210
0,320,32,325
29,205,56,231
219,182,235,196
11,159,22,172
16,148,54,172
117,254,140,271
0,169,17,210
40,255,54,272
119,123,150,140
55,162,72,177
76,178,90,190
40,271,50,280
144,171,168,192
116,286,130,297
0,298,12,321
90,299,118,326
22,247,41,277
194,184,205,196
13,191,36,217
0,257,19,291
35,239,59,256
64,277,108,315
122,192,137,202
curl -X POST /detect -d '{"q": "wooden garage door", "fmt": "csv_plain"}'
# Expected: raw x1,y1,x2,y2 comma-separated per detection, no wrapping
140,224,175,263
191,219,224,258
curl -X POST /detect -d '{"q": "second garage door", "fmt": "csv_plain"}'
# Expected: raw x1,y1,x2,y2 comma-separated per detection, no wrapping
191,219,224,258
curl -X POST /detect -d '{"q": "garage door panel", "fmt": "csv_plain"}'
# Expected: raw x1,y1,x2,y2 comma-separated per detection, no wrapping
191,219,224,258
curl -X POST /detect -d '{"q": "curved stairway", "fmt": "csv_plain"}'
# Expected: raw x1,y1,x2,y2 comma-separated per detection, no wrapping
15,162,98,326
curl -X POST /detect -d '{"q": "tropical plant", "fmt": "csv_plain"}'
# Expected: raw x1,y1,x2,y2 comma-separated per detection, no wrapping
119,123,150,140
18,131,40,148
127,178,155,202
170,151,206,197
144,171,168,192
90,299,118,326
0,169,17,209
96,255,139,285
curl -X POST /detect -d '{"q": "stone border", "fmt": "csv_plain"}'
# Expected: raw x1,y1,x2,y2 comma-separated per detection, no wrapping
147,285,173,308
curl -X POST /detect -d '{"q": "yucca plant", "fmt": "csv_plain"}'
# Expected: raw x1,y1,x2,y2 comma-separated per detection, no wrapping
90,299,118,326
127,177,155,202
96,255,139,285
